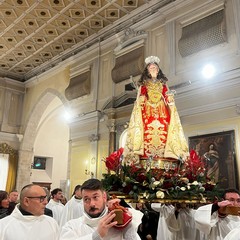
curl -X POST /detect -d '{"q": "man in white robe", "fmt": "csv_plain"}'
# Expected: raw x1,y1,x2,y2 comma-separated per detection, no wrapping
46,187,64,225
224,226,240,240
60,185,83,227
194,188,240,240
165,204,207,240
60,178,140,240
0,184,59,240
151,203,174,240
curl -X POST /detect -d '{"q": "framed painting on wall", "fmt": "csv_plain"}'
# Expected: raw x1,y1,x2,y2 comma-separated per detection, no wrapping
188,130,238,189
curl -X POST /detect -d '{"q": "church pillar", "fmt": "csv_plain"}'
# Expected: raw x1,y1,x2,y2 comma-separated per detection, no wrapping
66,139,72,180
16,149,33,190
107,111,116,154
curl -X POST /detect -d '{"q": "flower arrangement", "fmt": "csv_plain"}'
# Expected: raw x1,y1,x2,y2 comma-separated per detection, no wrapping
102,149,224,202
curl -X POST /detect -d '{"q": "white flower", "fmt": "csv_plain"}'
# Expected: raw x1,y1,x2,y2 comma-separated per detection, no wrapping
153,181,160,187
191,181,199,186
180,187,186,191
156,191,165,199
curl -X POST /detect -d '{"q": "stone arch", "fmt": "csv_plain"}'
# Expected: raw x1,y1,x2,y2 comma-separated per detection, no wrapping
16,88,68,189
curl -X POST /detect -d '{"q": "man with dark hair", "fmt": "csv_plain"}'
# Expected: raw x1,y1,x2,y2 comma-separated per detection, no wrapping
0,184,59,239
60,184,83,227
60,178,140,239
46,188,64,225
195,188,240,239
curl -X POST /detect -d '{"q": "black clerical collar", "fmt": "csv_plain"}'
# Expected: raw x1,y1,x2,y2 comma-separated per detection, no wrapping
19,206,33,216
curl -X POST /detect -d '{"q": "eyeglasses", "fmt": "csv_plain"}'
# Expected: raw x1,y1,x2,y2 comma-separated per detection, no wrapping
26,195,47,202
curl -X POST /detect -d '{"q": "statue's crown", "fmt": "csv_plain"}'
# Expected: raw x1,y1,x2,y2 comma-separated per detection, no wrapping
145,56,160,65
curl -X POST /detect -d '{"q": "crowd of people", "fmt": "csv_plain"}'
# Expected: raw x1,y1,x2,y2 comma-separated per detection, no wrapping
1,180,240,240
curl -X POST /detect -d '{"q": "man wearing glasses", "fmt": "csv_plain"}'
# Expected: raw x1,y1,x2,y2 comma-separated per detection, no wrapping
195,188,240,240
0,184,59,240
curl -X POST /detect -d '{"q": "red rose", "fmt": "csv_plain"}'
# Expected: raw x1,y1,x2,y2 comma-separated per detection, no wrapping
136,172,147,183
105,148,124,172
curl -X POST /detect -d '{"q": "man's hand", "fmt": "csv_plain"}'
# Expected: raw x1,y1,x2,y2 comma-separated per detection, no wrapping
107,198,120,210
218,200,233,215
97,211,117,238
218,200,233,208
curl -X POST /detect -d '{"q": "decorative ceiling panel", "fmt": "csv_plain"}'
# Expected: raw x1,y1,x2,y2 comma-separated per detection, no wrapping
0,0,175,82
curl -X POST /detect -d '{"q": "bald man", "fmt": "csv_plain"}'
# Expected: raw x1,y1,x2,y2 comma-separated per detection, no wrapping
0,184,59,240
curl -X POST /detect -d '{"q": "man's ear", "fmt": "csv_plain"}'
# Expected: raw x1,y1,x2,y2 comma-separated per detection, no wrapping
103,191,107,202
23,197,30,206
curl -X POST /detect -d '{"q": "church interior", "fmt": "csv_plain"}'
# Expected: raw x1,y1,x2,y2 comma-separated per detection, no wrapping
1,0,240,200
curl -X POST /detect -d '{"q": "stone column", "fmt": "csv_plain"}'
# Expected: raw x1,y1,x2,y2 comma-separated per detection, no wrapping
66,139,72,180
108,119,116,154
232,0,240,53
16,149,34,190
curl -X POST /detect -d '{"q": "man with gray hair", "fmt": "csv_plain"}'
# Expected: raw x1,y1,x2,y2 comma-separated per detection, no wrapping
0,184,59,240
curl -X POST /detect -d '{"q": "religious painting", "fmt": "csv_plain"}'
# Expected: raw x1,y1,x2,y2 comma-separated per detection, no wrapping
189,130,238,189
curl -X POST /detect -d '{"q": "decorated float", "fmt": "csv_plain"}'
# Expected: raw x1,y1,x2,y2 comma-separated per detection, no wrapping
102,147,224,203
102,56,224,203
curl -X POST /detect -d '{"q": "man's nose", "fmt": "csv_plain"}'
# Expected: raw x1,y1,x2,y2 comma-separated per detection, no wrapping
89,200,95,207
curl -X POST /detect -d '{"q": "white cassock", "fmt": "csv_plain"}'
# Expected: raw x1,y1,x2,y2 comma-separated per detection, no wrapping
0,204,59,240
60,196,83,227
60,207,141,240
194,203,240,240
224,226,240,240
128,207,143,232
46,199,64,225
165,207,207,240
151,203,174,240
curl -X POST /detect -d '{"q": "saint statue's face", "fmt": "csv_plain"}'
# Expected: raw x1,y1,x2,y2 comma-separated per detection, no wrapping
147,63,159,78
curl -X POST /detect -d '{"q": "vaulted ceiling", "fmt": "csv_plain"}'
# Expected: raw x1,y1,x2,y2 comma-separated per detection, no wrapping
0,0,175,82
